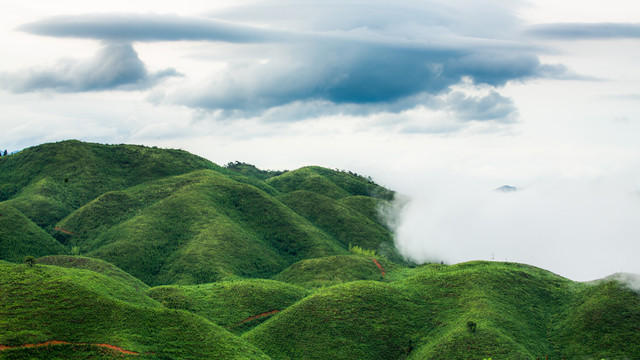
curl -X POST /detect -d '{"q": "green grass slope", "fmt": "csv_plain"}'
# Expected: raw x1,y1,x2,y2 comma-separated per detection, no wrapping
552,279,640,359
243,280,427,360
0,203,67,262
339,195,389,228
0,343,145,359
272,255,392,288
278,190,392,252
1,141,397,286
56,170,345,285
400,262,572,359
147,279,308,333
0,140,222,231
266,166,393,200
224,161,286,181
0,261,269,359
246,261,640,360
36,255,149,292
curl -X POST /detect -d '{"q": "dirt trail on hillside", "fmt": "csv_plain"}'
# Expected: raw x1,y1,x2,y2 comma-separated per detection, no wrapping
230,310,280,328
0,340,139,355
371,258,386,276
54,227,75,235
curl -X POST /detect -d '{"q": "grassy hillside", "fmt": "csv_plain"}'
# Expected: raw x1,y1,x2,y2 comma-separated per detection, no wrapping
243,280,428,359
36,255,150,292
0,203,67,262
0,261,269,359
272,255,392,288
1,141,395,284
266,166,393,200
552,280,640,359
2,140,639,359
2,258,639,359
0,140,395,285
0,140,222,231
278,190,392,252
224,161,286,181
245,261,640,360
339,195,390,228
147,279,308,334
56,169,346,285
398,261,571,359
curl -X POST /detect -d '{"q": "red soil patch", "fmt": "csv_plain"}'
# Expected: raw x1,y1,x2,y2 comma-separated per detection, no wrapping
0,340,139,355
231,309,280,327
0,340,71,351
54,227,75,235
371,258,386,276
93,343,139,355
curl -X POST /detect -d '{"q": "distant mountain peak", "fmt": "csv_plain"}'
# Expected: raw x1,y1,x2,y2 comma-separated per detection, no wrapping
495,185,517,192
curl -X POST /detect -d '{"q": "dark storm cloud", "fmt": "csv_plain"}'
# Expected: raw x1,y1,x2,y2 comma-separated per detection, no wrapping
526,23,640,40
174,39,543,123
0,43,179,93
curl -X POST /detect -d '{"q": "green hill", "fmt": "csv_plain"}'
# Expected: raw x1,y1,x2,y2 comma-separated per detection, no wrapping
0,140,222,232
273,254,392,288
266,166,393,200
0,261,269,359
278,190,392,252
55,169,346,285
243,280,426,360
552,280,640,358
224,161,286,181
1,141,394,285
4,257,639,359
36,255,150,292
147,279,308,334
0,203,67,262
244,261,640,359
339,195,390,228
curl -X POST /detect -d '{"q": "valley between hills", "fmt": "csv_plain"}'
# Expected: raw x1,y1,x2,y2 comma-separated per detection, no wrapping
1,140,639,359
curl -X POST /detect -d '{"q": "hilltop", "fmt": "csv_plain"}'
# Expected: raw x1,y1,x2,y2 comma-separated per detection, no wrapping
1,140,639,359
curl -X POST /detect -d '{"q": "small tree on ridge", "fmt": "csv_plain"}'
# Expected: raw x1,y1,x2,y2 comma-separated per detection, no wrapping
23,256,36,267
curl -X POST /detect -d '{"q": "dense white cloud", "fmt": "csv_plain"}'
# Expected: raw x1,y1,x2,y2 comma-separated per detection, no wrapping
388,173,640,281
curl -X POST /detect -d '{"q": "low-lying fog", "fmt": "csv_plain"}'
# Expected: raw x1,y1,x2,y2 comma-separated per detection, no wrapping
382,173,640,282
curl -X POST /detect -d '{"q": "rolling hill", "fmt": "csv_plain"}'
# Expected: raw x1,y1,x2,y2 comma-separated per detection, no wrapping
1,140,639,359
0,260,269,359
0,140,396,285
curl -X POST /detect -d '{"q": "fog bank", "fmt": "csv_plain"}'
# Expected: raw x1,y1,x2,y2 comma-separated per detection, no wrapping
386,175,640,282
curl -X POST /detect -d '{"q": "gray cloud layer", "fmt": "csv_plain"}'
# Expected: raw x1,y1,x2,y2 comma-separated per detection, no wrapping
526,22,640,39
18,13,282,43
1,43,179,93
9,0,613,125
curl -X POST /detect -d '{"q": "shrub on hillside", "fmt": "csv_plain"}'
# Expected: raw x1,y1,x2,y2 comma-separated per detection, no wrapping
23,255,36,267
349,243,376,257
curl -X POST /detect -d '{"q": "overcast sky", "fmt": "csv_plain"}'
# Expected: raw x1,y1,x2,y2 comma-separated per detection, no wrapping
1,0,639,282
